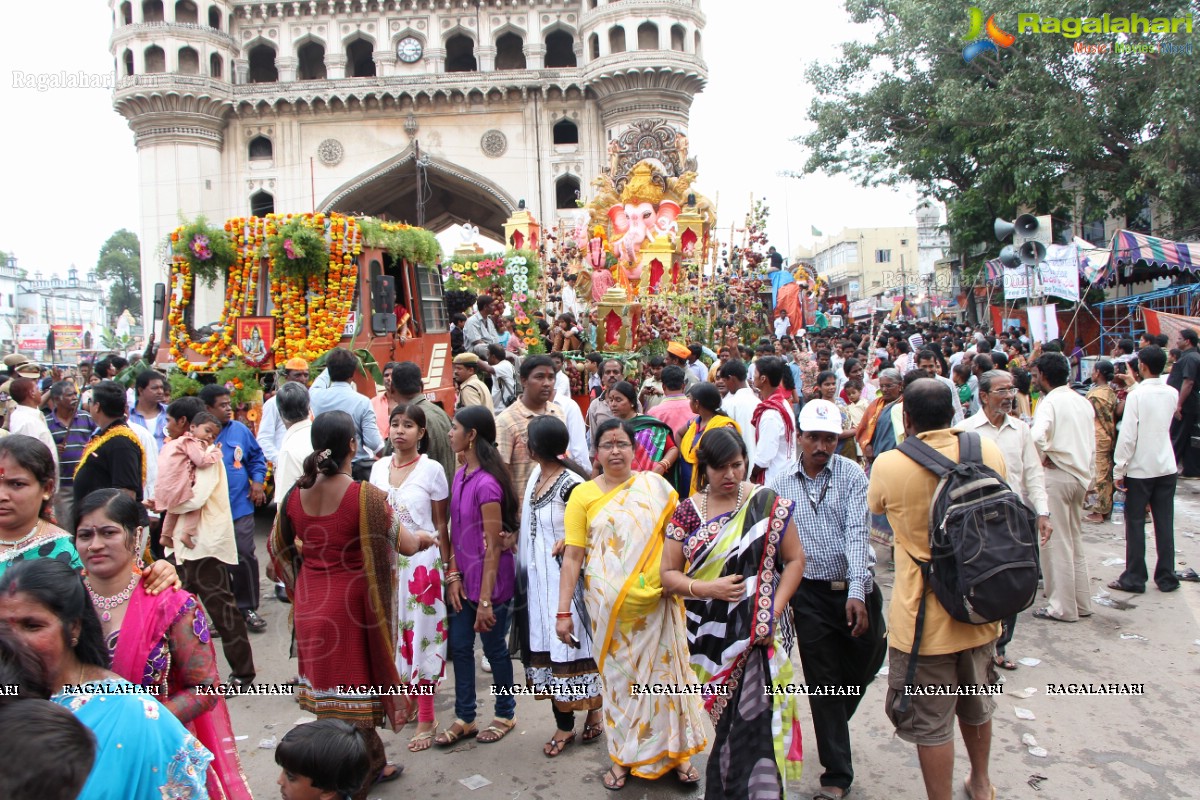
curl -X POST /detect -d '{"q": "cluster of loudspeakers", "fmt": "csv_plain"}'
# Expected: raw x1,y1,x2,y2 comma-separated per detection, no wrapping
994,214,1050,268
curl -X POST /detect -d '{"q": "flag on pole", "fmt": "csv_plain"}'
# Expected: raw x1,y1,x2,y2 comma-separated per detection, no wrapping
811,225,823,237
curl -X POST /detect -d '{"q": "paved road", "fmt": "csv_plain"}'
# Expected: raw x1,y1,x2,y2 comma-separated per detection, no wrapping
227,485,1200,799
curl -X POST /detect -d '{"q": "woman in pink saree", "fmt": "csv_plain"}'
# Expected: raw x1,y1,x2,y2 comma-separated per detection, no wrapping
76,488,251,800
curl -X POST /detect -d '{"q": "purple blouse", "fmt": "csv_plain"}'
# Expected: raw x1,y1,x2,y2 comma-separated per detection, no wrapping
450,466,514,604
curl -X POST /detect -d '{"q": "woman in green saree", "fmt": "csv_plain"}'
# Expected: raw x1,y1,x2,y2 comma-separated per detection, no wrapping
557,418,706,791
662,427,807,800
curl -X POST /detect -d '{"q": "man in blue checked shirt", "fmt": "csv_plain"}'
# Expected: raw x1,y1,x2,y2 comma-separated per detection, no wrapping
770,399,886,800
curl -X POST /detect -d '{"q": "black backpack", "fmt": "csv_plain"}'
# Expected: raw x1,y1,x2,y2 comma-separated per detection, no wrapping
896,432,1040,703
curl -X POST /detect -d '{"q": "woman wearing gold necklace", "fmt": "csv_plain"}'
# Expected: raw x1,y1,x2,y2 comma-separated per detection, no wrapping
368,402,450,753
662,427,806,799
0,436,179,591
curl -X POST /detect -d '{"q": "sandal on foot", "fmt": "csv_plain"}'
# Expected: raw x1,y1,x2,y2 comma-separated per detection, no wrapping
813,789,851,800
603,766,628,791
1031,607,1075,622
675,764,701,784
963,775,995,800
373,764,403,785
543,731,576,757
408,723,439,752
433,718,477,747
582,719,604,743
993,655,1018,670
477,717,516,744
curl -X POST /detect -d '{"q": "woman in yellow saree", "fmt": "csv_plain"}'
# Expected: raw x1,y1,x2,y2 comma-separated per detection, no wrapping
677,382,741,498
557,418,707,791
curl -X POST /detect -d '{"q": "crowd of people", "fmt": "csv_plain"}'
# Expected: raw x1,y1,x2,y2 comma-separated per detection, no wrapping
0,308,1192,800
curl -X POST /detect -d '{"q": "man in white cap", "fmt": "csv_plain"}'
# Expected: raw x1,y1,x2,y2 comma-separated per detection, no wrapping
771,399,884,800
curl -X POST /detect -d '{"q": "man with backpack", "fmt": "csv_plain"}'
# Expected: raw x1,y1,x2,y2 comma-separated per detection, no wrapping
868,378,1010,800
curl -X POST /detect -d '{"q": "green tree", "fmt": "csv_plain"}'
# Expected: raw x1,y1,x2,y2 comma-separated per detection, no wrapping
96,229,143,318
797,0,1200,258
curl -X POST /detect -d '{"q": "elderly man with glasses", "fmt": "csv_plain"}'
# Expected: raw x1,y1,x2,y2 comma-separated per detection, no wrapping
961,369,1051,669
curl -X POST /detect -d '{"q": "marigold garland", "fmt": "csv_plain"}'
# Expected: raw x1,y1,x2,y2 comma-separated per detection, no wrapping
169,213,363,371
74,425,147,483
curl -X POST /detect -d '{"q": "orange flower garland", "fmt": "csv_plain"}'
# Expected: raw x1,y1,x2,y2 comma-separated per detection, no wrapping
170,213,362,371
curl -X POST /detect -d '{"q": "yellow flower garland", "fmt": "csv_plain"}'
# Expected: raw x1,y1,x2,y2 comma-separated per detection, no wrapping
169,213,363,370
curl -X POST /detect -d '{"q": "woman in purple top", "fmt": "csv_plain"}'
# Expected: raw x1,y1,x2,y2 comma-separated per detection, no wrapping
435,405,521,748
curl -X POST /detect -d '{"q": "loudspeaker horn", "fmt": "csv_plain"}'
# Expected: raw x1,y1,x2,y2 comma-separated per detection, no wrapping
152,282,167,322
1014,213,1040,237
994,217,1015,241
998,245,1021,268
1018,240,1047,266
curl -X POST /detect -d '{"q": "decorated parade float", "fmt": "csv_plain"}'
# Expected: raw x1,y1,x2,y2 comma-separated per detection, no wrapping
154,213,453,413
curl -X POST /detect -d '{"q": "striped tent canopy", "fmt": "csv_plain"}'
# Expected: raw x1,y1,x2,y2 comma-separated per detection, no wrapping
1110,229,1200,275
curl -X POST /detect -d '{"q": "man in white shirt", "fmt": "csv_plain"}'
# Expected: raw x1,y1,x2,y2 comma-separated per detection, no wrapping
717,359,757,468
273,382,315,500
1109,346,1181,594
561,273,580,318
774,310,791,339
463,296,500,347
962,369,1052,668
751,355,796,487
553,382,590,470
477,343,518,412
256,357,310,467
1029,352,1095,623
549,352,572,400
7,378,58,472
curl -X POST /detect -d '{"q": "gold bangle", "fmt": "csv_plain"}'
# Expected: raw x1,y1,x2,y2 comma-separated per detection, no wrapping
688,579,696,598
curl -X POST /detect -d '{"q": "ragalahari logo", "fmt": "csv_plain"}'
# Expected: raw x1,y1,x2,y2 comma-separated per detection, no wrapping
963,7,1016,62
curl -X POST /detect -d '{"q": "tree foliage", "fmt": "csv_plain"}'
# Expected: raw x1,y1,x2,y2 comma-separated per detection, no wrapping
798,0,1200,257
96,229,143,318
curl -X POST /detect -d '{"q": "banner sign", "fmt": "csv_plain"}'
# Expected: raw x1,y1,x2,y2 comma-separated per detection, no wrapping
1041,243,1081,302
16,324,48,351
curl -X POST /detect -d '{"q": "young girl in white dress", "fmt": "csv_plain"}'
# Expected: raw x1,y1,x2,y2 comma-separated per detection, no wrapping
369,403,450,752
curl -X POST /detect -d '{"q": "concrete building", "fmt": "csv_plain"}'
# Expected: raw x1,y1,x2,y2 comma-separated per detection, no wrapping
809,226,919,301
107,0,708,324
16,266,108,357
0,256,27,352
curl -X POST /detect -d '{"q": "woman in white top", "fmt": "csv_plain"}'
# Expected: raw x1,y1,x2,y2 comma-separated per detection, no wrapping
515,415,603,758
368,403,450,753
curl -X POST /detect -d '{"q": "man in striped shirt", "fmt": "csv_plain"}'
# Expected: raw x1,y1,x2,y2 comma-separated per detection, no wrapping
45,380,93,532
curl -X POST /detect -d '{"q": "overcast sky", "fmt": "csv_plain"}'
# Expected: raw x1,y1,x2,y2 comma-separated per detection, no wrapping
0,0,919,278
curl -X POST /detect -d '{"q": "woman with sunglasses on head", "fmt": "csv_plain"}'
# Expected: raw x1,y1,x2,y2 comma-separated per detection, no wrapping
74,487,252,799
557,418,706,791
515,415,603,759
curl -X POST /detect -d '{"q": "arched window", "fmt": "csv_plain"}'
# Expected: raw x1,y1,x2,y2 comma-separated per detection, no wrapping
144,45,165,73
177,46,199,74
174,0,198,24
608,26,626,54
544,30,576,67
123,49,135,76
445,34,476,72
670,24,686,51
209,52,222,78
248,136,273,161
556,175,581,210
250,191,274,217
247,44,277,82
589,33,600,60
495,32,525,70
297,41,326,80
120,2,133,25
553,119,579,145
207,6,220,29
346,38,375,77
141,0,164,22
637,22,658,50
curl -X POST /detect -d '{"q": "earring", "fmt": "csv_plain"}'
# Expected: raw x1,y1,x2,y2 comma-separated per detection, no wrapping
70,638,78,646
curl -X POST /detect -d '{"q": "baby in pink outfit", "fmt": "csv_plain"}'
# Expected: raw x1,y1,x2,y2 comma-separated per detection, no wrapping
155,413,222,550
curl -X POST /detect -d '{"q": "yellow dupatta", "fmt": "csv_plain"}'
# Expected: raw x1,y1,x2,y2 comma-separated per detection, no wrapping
679,415,741,495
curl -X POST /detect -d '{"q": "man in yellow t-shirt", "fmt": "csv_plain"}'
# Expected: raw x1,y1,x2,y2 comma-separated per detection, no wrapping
867,378,1005,800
